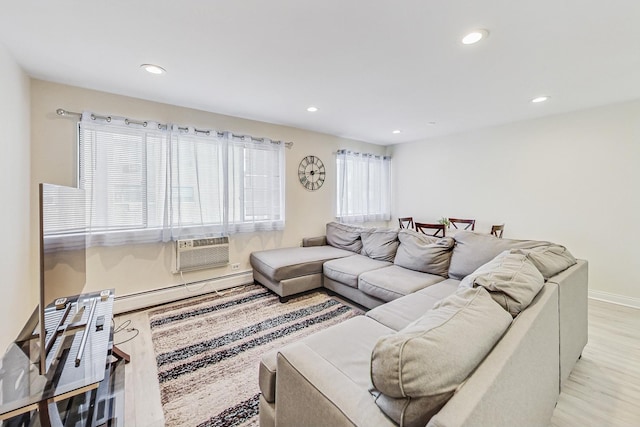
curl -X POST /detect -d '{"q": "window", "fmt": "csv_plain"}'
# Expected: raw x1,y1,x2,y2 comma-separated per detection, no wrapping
80,123,168,238
78,113,285,246
228,137,285,232
336,149,391,223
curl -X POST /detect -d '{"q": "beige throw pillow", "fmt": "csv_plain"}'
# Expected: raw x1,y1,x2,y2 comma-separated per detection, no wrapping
360,228,399,262
325,222,364,253
393,229,455,277
448,231,550,280
370,287,512,427
510,244,577,280
459,251,544,317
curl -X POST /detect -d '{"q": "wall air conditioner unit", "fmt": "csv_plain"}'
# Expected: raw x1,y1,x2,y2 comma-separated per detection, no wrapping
173,236,230,273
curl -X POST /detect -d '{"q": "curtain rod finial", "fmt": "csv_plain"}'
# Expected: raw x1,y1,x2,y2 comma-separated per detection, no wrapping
56,108,65,116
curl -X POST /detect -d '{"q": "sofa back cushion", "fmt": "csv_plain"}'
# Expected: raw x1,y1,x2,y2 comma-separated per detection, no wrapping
370,287,512,427
459,251,544,317
448,231,549,280
510,244,577,280
360,228,399,262
393,229,455,277
326,222,363,253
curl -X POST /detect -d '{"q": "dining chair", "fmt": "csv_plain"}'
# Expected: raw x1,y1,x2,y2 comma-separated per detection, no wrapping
490,224,505,238
398,217,414,230
415,222,446,238
449,218,476,231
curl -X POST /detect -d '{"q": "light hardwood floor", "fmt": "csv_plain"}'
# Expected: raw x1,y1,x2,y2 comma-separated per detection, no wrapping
550,299,640,427
116,298,640,427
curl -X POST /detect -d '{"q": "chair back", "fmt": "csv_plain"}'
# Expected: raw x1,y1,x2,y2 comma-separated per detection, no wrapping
398,217,414,230
449,218,476,231
491,224,505,238
415,222,446,238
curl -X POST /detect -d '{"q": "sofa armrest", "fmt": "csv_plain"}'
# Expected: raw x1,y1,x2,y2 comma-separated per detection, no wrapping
427,283,560,427
302,236,327,247
259,350,278,403
547,259,588,387
275,342,395,427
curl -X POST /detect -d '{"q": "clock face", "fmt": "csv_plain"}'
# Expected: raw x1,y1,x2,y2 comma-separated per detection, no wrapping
298,155,326,191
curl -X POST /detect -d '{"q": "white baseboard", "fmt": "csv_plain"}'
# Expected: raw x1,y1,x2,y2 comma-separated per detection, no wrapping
588,290,640,309
113,270,254,314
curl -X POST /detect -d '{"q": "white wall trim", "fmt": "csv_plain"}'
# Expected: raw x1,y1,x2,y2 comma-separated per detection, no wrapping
589,290,640,310
113,270,254,314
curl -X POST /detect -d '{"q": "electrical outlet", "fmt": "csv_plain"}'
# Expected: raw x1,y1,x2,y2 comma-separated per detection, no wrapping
231,263,240,270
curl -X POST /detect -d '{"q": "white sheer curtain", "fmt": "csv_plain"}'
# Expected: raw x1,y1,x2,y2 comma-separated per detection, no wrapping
227,134,285,233
78,113,285,246
336,149,391,223
169,126,226,239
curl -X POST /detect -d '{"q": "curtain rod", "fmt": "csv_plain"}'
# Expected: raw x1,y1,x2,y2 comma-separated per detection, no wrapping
56,108,294,149
334,149,391,160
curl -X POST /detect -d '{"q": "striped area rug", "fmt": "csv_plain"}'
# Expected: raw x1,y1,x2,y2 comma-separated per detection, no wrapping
148,284,363,427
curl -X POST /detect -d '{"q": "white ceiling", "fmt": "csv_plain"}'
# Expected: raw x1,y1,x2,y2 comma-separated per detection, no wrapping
1,1,639,145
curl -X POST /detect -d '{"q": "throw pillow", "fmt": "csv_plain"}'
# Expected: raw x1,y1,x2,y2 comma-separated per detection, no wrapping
370,287,512,427
325,222,364,253
448,231,550,280
393,229,455,277
459,251,544,317
360,228,399,262
510,244,577,280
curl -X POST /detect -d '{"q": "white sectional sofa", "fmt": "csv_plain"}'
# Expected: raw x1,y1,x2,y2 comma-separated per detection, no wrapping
250,222,588,427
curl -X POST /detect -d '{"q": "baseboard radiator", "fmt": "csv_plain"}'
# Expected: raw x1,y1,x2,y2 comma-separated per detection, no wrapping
113,271,253,314
173,236,229,273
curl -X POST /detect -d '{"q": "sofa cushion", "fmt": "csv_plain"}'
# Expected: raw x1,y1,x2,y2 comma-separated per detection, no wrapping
303,315,395,390
250,246,353,282
367,279,460,331
370,287,513,427
358,265,444,302
323,255,392,289
459,251,545,317
415,278,461,300
448,231,550,280
326,222,364,253
510,245,577,280
393,230,454,277
360,228,399,262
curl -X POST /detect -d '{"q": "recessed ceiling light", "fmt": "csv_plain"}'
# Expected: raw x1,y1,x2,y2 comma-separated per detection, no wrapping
392,129,401,134
306,106,318,112
141,64,166,75
462,29,489,45
531,96,550,103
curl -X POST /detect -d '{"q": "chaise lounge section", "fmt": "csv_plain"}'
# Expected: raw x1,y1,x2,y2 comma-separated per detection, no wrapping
250,243,353,300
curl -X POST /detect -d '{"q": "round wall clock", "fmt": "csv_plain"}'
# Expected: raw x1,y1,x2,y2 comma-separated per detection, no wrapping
298,155,325,191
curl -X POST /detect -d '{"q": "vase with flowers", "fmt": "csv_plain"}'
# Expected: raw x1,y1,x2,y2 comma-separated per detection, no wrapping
438,217,450,229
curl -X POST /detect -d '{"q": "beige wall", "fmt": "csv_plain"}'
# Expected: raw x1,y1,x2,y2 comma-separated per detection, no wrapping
28,79,640,314
0,43,32,350
390,99,640,305
30,80,386,301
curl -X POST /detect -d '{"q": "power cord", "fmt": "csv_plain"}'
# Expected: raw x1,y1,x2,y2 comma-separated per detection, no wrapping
180,271,238,297
181,271,207,292
113,318,140,345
